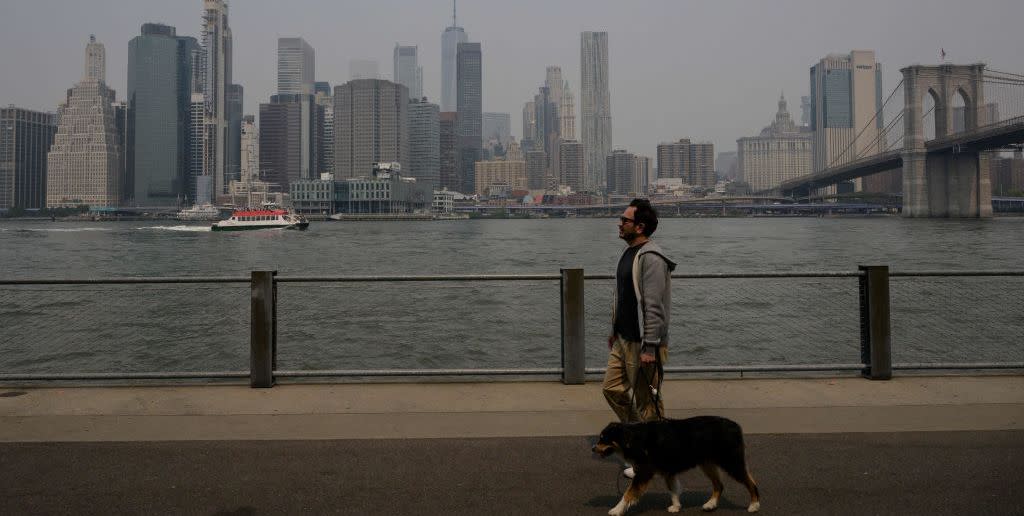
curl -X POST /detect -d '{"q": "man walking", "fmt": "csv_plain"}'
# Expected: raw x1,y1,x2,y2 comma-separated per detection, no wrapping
603,198,676,426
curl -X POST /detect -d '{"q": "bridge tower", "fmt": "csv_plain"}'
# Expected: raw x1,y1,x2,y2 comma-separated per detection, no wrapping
901,64,992,217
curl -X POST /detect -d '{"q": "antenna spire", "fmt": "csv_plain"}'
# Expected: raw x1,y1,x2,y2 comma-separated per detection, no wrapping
453,0,457,27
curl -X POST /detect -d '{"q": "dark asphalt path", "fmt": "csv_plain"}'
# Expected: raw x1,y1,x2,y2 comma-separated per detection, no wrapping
2,431,1022,515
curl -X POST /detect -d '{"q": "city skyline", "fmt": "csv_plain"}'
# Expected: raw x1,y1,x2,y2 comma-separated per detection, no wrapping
1,0,1022,161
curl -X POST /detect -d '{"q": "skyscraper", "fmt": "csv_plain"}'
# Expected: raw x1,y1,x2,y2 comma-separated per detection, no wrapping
408,98,440,188
439,111,459,191
200,0,233,198
441,1,468,112
314,81,334,175
394,45,423,100
0,107,56,210
482,113,511,144
239,114,258,184
277,37,315,95
560,81,576,140
607,149,647,196
581,31,612,192
559,139,584,192
128,23,198,207
226,84,243,188
456,41,482,194
809,50,883,191
259,94,322,191
47,36,122,208
657,139,715,188
334,79,409,178
349,59,379,80
85,34,105,83
522,101,536,144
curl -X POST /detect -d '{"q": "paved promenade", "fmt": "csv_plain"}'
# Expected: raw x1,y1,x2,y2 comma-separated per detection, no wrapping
1,375,1023,514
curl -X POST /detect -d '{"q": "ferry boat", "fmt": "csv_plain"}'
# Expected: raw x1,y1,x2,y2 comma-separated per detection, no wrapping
211,206,309,231
177,204,221,221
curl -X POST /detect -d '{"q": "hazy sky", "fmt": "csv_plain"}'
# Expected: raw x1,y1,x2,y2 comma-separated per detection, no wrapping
2,0,1022,158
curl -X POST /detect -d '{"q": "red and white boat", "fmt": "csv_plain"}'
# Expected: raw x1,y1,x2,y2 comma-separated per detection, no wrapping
211,206,309,231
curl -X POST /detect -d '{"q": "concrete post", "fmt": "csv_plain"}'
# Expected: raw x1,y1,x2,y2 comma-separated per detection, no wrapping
858,266,892,380
560,268,585,385
251,270,277,388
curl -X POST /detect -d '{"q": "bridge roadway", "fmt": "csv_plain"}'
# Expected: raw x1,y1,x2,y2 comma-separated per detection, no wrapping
1,375,1022,515
777,117,1024,195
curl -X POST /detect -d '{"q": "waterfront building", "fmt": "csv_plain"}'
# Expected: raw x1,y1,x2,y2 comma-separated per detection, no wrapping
433,189,455,213
258,94,322,193
349,59,379,80
526,150,547,190
314,82,334,175
408,98,440,188
441,1,468,112
474,159,527,196
200,0,234,197
128,24,198,207
439,112,459,192
581,31,612,192
483,113,511,145
0,107,56,211
809,50,886,192
456,41,482,195
47,36,122,208
277,37,315,95
239,115,258,184
657,139,716,188
558,139,584,192
334,79,409,179
737,94,812,192
291,165,432,215
394,45,423,100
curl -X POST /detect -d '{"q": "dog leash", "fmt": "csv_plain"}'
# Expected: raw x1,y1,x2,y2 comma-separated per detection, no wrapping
631,344,666,421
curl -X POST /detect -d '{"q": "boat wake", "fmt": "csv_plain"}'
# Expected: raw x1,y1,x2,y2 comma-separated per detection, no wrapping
137,225,212,232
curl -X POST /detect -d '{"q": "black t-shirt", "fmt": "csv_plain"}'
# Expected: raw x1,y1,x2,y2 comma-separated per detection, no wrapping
613,243,645,342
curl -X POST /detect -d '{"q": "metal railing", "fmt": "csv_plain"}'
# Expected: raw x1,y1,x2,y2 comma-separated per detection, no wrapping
1,267,1022,387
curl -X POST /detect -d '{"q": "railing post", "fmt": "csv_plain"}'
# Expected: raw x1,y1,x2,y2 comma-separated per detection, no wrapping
560,268,585,384
251,270,277,388
858,265,892,380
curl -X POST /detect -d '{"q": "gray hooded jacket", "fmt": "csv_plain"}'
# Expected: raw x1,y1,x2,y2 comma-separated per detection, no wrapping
612,240,678,347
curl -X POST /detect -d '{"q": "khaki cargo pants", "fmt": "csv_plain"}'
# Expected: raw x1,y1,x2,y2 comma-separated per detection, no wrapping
602,335,668,423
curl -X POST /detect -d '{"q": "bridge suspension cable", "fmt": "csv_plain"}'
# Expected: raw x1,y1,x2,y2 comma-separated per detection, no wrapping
826,79,905,169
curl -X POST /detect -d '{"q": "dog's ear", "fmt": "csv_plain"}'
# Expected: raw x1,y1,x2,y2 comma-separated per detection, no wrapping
621,424,648,459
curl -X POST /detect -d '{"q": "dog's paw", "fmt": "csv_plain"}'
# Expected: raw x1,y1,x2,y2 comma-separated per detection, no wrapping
702,499,719,511
667,504,682,513
747,501,761,513
608,508,625,516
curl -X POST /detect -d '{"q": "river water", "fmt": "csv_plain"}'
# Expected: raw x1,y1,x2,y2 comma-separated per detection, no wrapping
1,216,1022,374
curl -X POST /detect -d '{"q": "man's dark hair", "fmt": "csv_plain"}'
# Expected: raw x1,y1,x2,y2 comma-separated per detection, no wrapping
629,198,658,236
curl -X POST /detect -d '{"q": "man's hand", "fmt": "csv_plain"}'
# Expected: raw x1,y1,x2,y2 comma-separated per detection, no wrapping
608,334,616,350
640,352,656,364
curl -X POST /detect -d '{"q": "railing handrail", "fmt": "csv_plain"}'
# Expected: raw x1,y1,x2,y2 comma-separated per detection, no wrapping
4,269,1023,286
